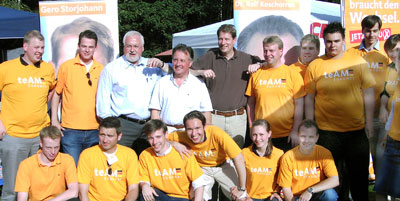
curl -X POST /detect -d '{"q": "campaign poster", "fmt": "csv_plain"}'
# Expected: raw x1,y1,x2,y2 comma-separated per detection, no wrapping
39,0,119,72
234,0,311,65
343,0,400,49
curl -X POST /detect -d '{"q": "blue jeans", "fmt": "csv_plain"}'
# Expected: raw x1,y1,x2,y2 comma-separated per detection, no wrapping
140,188,189,201
295,189,338,201
252,196,280,201
61,128,99,165
374,135,400,198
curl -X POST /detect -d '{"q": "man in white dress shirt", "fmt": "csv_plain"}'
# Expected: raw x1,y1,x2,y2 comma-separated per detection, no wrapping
149,44,212,132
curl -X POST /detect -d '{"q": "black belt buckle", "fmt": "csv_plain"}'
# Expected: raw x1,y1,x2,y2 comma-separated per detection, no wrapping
119,115,148,124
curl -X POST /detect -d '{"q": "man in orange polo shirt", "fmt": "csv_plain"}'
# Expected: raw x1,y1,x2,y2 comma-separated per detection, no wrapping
15,126,79,201
51,30,104,165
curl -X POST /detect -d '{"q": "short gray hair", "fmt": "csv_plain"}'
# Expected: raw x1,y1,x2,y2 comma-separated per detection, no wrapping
123,31,144,45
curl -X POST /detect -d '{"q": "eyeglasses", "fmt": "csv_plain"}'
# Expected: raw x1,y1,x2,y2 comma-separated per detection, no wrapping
107,161,112,175
86,72,92,86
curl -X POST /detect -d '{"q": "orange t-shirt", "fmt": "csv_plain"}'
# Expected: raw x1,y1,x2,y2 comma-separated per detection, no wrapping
289,60,308,79
242,145,284,199
0,57,55,138
304,52,376,131
245,65,305,138
168,125,242,167
139,146,204,199
383,65,398,111
278,145,338,196
347,47,389,116
55,55,104,129
388,78,400,141
78,145,139,201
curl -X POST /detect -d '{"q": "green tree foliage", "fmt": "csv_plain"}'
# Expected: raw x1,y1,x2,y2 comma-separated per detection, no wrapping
118,0,233,57
0,0,31,11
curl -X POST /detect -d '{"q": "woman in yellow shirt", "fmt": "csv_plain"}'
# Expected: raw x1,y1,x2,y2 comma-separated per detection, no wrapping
232,119,284,201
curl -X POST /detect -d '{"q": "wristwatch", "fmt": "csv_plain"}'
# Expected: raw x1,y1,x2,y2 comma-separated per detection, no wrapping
307,187,314,194
238,187,246,191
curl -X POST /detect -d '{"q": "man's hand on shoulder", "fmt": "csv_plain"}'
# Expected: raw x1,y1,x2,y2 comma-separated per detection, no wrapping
170,141,192,159
147,58,164,68
247,62,262,74
202,69,216,79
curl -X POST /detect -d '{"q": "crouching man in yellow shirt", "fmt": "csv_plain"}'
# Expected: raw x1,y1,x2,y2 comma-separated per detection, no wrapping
15,126,79,201
139,119,205,201
278,120,339,201
77,117,139,201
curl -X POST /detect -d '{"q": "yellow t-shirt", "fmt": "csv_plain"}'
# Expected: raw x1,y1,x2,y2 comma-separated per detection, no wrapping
277,145,338,196
168,125,242,167
242,145,284,199
139,146,204,199
55,55,104,129
15,151,77,201
383,65,398,111
388,79,400,141
304,52,376,131
289,60,308,79
0,57,55,138
78,145,139,201
245,65,305,138
347,47,389,116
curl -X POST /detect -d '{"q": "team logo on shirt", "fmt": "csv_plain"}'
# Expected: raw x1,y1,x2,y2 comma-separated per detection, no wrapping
367,62,384,72
250,167,273,175
94,168,123,181
193,149,216,159
154,168,183,180
323,69,355,81
387,80,398,86
294,166,321,178
17,76,48,88
258,78,286,88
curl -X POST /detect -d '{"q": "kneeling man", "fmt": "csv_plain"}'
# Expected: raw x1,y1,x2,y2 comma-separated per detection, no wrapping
139,119,205,201
168,110,247,201
78,117,139,201
278,120,339,201
15,126,79,201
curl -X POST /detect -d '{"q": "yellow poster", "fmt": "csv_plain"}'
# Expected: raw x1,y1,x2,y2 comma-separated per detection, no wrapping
344,0,400,49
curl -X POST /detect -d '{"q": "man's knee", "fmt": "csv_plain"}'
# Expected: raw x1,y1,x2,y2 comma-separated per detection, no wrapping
318,188,338,201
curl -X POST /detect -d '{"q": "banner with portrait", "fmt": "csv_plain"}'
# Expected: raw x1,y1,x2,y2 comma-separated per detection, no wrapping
39,0,119,71
234,0,311,65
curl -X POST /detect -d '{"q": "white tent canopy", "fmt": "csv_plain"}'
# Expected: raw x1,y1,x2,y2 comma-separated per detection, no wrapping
173,0,340,49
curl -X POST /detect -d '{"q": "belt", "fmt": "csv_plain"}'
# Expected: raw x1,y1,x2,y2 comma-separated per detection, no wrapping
212,107,245,117
119,115,149,124
167,124,185,129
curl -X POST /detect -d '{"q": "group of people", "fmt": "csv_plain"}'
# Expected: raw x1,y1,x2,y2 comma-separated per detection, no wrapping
0,13,399,201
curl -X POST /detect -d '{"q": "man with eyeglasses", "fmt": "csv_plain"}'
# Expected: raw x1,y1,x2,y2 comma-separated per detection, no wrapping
51,30,104,165
78,117,139,201
96,30,170,155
